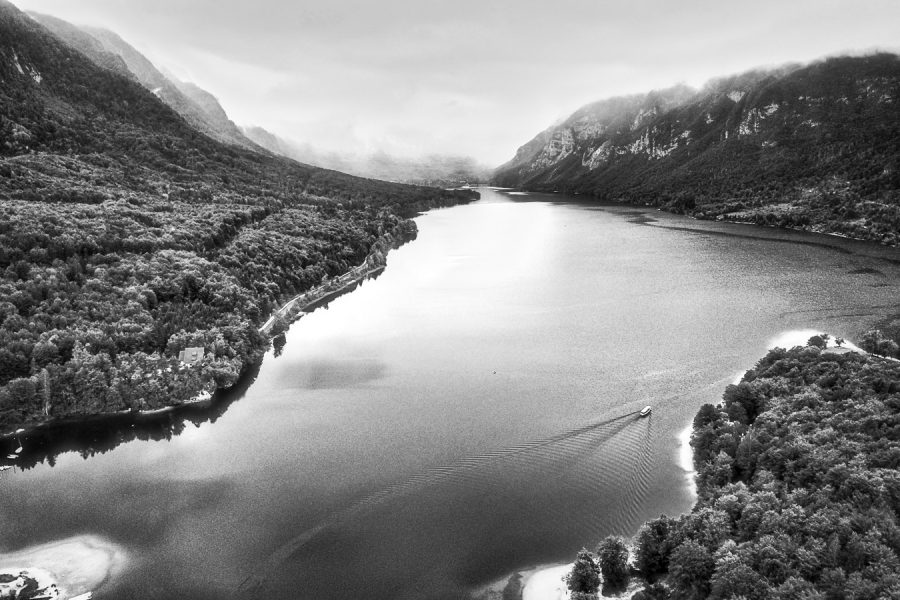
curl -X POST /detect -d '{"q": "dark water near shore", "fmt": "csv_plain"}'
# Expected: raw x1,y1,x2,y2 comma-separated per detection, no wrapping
2,188,900,599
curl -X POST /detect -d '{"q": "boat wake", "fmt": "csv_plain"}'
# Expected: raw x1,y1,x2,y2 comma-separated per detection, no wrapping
238,408,654,597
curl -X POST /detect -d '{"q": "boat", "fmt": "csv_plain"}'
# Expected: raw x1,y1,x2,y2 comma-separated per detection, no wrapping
640,406,652,417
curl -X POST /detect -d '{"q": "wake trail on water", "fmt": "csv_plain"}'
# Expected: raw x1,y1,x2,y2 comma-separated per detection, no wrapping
237,409,648,597
612,416,655,532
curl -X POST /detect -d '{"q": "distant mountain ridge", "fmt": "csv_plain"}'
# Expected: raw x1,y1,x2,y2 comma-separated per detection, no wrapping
28,10,489,186
494,55,900,245
243,124,492,186
496,84,696,180
28,11,257,150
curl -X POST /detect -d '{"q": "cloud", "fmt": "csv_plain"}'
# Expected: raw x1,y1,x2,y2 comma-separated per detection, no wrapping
13,0,900,165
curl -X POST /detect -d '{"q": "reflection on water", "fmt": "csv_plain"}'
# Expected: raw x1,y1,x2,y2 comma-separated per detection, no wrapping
0,363,259,474
1,188,899,600
292,358,388,389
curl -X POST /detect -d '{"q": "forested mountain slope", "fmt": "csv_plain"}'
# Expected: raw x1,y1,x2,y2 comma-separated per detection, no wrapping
28,11,257,150
21,12,132,78
0,0,476,430
494,55,900,245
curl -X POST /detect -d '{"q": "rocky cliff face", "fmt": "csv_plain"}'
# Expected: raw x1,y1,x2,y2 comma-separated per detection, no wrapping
494,56,900,244
495,85,695,185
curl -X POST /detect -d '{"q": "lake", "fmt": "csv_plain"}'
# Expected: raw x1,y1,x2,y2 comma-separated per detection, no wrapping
2,187,900,599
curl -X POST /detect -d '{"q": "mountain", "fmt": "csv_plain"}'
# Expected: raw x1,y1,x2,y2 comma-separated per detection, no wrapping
495,84,695,183
28,11,256,150
26,12,488,188
0,0,476,430
494,55,900,245
243,124,491,186
81,25,255,149
173,79,237,129
22,11,132,77
242,124,355,171
362,151,492,187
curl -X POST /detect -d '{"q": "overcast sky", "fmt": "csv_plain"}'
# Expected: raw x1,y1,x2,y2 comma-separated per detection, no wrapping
14,0,900,165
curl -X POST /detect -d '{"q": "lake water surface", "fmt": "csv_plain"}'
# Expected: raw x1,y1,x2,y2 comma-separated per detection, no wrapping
2,188,900,599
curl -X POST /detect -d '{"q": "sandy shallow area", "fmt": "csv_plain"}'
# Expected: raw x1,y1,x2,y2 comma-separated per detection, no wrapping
677,423,697,501
521,563,571,600
768,329,863,354
0,535,127,599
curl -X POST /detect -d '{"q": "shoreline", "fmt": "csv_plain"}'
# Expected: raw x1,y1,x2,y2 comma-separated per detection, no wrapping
503,328,867,600
677,423,697,503
502,187,898,249
258,263,386,335
0,535,128,600
1,220,414,441
258,214,418,337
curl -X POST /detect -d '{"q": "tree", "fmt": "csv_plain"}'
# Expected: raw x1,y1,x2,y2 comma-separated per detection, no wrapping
270,314,289,336
702,451,736,488
635,515,676,580
6,377,36,407
859,329,898,357
710,560,771,600
669,541,715,599
31,341,59,371
722,382,768,424
807,334,827,349
566,549,601,595
880,339,899,358
596,535,630,590
859,329,883,354
633,582,669,600
774,577,824,600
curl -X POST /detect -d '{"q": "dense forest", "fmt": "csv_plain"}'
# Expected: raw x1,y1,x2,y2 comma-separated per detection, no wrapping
0,0,477,431
562,339,900,599
494,54,900,245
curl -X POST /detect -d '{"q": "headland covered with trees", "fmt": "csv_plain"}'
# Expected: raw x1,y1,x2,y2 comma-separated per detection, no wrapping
559,333,900,600
494,54,900,246
0,0,477,431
